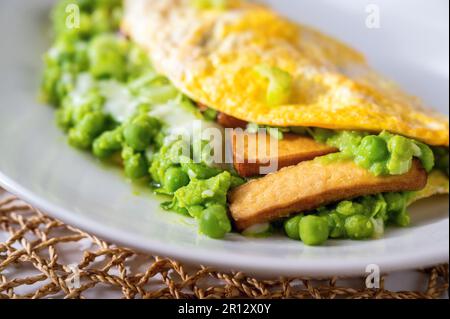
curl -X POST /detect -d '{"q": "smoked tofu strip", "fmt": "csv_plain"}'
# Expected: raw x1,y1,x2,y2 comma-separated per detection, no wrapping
217,113,248,129
232,131,338,177
229,159,427,230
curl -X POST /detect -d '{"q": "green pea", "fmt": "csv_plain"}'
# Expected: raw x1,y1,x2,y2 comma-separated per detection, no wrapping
355,136,389,168
299,215,329,246
122,147,148,180
181,162,223,180
191,0,228,11
284,215,303,240
127,45,153,79
68,112,107,149
336,201,366,216
393,210,411,227
344,215,374,239
56,106,74,132
123,115,160,151
71,90,105,125
387,157,413,175
88,34,127,80
369,162,389,176
387,135,415,175
198,205,231,239
414,142,435,172
163,167,190,193
93,127,123,158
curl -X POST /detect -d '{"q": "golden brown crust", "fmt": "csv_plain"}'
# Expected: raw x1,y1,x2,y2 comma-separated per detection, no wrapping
229,159,427,230
232,131,338,177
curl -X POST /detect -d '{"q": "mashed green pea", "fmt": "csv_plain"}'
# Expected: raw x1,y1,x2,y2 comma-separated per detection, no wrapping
173,171,232,215
384,192,410,227
123,114,161,151
88,34,128,80
68,111,107,149
93,126,123,158
310,129,435,176
336,201,366,216
345,215,374,239
325,212,346,239
166,172,233,238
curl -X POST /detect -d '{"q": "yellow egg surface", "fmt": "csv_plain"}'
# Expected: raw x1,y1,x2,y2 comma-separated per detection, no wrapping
123,0,449,146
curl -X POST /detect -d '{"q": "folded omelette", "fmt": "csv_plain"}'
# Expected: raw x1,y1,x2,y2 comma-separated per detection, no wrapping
123,0,449,147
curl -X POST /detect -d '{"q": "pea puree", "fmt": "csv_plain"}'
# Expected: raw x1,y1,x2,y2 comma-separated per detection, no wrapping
309,129,436,176
283,191,412,245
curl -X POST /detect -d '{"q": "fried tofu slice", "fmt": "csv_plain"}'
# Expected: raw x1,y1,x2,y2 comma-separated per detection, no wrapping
229,159,427,230
232,131,338,177
217,113,248,129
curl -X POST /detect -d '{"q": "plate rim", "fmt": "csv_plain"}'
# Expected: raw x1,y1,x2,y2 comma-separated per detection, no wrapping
1,171,448,277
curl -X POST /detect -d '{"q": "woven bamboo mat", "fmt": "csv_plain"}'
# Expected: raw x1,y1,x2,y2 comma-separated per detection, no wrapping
0,188,448,299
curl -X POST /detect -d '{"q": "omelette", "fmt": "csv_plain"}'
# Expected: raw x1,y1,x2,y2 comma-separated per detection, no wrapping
41,0,449,244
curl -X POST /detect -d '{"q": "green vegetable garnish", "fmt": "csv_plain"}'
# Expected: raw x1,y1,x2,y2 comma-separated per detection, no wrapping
254,65,293,107
122,146,148,180
310,129,436,176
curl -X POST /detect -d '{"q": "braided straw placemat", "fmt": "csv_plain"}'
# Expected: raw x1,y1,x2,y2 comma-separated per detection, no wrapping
0,188,448,299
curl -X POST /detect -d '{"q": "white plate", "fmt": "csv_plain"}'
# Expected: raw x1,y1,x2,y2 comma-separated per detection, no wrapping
0,0,448,277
